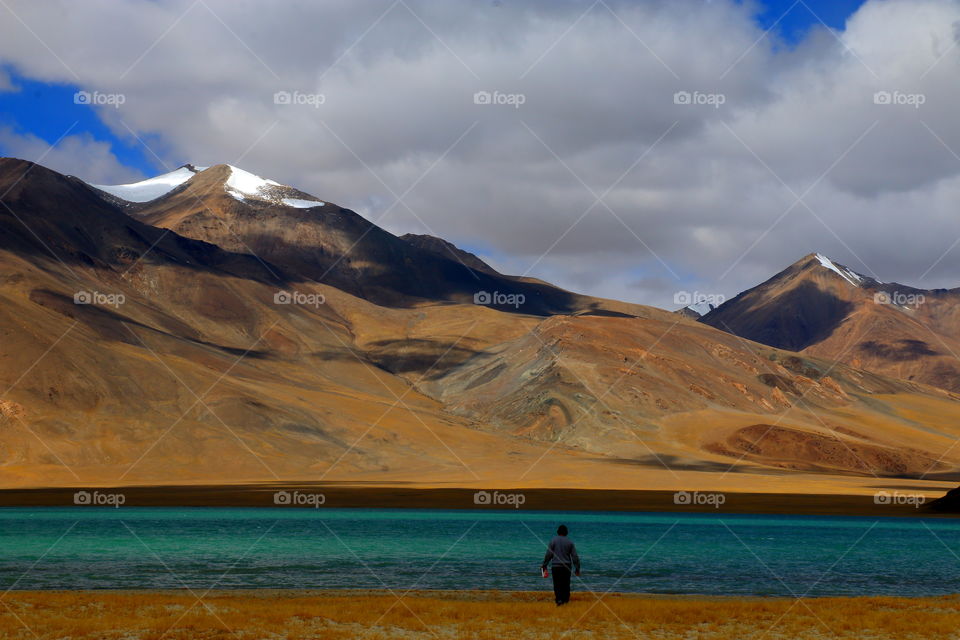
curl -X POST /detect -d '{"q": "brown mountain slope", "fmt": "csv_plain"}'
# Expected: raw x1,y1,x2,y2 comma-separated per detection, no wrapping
1,159,960,494
420,311,960,478
701,253,960,392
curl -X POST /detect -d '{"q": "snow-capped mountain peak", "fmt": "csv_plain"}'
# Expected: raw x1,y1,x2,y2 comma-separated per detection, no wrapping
812,253,873,286
90,164,326,209
223,165,324,208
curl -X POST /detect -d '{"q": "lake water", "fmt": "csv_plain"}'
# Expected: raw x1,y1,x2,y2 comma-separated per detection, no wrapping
1,508,957,597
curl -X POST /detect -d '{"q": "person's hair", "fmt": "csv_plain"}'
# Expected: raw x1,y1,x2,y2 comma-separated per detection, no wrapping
557,524,568,536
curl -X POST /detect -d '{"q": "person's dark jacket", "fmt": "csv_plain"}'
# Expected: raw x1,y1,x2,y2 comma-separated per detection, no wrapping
542,535,580,572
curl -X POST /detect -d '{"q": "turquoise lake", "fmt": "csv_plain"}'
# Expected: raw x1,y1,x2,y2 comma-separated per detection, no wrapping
1,508,957,597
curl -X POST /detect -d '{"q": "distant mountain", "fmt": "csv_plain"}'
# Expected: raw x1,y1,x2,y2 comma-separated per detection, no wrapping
89,164,621,316
700,253,960,391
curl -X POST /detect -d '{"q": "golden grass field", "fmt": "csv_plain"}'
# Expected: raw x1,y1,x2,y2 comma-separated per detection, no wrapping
3,590,960,639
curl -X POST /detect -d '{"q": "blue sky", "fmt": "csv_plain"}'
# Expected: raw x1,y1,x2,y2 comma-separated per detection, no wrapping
0,0,869,181
0,76,158,177
751,0,867,41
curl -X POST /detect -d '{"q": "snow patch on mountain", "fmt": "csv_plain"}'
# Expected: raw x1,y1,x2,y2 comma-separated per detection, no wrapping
282,197,325,208
686,301,716,316
223,166,324,208
814,253,868,287
225,166,281,199
93,166,200,203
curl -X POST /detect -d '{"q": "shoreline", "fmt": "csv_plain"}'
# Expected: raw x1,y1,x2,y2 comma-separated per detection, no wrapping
5,587,956,600
0,588,795,600
0,484,954,517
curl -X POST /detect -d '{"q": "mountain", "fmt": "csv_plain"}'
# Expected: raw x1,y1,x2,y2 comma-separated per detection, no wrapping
700,253,960,391
89,164,625,316
2,158,960,493
0,159,272,281
0,157,591,486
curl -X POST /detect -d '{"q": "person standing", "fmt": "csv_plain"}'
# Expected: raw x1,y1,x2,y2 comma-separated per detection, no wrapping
541,524,581,605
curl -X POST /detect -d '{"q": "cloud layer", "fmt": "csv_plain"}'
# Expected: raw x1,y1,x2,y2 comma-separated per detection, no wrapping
1,0,959,307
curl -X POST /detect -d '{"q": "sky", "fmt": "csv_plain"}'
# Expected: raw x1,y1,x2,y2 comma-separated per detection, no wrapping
0,0,957,310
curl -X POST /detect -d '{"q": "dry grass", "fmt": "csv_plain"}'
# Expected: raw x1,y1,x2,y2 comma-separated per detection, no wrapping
1,590,959,639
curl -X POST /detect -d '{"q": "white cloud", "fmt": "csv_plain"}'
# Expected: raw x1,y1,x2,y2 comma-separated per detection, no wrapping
0,128,143,184
0,0,959,307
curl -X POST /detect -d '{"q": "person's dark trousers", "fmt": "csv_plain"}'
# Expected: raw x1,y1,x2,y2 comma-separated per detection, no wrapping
552,565,571,604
